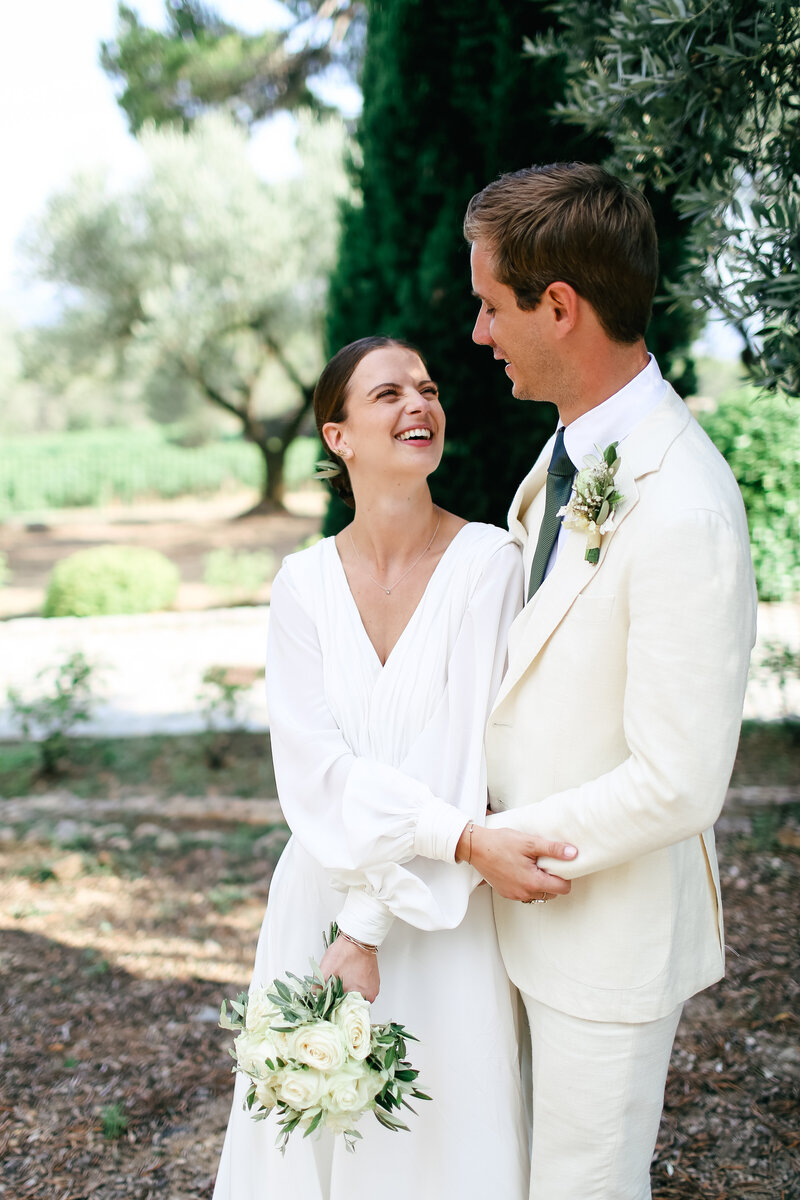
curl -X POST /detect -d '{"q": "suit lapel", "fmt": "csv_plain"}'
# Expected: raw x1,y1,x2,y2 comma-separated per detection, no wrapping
493,384,690,712
507,439,552,546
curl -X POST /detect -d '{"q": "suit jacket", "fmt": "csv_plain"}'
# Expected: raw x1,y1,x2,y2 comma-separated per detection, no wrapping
487,382,757,1023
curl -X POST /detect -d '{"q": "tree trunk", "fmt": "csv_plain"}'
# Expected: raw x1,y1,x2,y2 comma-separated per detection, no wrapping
237,437,287,516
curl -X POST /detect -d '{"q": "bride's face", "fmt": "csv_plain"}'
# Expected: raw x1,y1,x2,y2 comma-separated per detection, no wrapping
323,346,445,487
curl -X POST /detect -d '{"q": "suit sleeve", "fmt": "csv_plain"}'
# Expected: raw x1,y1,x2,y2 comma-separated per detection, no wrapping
488,507,757,877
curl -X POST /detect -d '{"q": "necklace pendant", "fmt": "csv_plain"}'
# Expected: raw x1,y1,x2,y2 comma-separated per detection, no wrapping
385,588,391,595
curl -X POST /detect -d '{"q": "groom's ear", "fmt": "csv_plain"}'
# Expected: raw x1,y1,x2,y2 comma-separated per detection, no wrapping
542,281,579,337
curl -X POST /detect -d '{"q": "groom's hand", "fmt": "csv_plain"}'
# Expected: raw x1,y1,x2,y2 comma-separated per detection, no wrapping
457,826,576,902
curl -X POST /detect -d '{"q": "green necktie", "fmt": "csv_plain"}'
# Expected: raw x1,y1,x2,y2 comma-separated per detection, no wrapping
527,427,575,600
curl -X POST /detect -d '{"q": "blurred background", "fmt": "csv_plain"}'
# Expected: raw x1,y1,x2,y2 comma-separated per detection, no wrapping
0,3,797,1197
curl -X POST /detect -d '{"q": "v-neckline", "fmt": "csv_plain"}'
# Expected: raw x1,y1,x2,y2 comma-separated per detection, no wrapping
330,524,470,670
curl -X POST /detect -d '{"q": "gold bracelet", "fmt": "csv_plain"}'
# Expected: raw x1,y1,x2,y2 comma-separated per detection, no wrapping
337,929,378,956
466,820,475,865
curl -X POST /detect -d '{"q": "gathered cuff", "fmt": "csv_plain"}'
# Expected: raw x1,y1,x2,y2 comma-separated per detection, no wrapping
337,889,395,946
414,798,471,864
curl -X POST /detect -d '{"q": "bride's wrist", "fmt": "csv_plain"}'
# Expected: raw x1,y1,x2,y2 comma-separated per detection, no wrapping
337,929,378,957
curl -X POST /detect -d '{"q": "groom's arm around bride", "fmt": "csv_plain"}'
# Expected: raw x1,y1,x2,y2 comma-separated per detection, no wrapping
463,163,757,1200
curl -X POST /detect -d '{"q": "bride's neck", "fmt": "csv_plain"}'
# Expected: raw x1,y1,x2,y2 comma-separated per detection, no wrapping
349,485,438,567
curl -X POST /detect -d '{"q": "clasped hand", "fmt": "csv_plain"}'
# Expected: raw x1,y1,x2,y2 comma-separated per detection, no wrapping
457,824,577,903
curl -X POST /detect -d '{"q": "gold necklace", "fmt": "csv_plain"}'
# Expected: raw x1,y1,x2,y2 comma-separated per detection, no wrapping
348,508,441,595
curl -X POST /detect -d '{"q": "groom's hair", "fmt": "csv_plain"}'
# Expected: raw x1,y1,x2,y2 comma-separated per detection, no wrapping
463,163,658,343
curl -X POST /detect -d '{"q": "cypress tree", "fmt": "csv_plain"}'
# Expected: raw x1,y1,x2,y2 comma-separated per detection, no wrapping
324,0,693,532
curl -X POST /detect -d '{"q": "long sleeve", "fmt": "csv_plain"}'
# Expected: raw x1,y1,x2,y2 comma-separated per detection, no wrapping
488,507,756,877
266,537,522,942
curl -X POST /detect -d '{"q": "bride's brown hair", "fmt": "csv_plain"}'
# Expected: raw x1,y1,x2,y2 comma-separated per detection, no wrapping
313,335,429,509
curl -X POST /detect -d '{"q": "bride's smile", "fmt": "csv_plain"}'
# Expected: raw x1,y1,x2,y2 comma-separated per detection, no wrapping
323,345,445,483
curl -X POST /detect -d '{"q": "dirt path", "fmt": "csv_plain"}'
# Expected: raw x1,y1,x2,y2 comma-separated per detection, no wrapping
0,489,326,619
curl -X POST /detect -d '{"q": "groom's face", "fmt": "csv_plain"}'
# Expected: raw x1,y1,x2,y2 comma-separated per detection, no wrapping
470,240,559,404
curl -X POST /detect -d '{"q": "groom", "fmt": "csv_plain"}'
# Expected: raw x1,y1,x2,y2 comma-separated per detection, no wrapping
460,164,757,1198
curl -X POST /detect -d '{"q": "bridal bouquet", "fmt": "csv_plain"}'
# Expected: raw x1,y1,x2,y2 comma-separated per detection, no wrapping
219,935,430,1153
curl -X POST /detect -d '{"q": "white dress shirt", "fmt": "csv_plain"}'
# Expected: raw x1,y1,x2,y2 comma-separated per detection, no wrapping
543,353,665,581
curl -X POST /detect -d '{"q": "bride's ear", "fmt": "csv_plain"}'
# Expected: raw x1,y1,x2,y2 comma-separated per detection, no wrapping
323,422,351,459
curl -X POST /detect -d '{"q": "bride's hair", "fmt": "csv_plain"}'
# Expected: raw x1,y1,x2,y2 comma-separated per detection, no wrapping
313,335,428,509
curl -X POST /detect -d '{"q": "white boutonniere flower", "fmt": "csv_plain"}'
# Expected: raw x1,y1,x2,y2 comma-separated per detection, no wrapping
557,442,624,565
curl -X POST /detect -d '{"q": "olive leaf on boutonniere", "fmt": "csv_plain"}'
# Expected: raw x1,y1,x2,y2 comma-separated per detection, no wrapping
557,442,624,565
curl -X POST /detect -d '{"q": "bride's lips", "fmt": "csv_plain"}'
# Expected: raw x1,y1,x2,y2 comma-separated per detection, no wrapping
394,426,435,445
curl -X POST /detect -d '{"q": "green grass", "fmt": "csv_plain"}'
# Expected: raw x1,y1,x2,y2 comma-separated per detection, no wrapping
732,720,800,788
0,426,318,515
1,722,795,804
0,731,276,799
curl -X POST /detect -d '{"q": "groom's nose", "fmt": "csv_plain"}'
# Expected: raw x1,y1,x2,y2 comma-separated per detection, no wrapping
472,307,493,346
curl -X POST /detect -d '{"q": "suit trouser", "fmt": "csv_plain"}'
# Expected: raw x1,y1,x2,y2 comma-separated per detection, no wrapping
521,993,683,1200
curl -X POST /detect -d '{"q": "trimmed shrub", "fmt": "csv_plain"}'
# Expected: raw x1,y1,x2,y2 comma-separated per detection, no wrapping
43,545,180,617
699,389,800,601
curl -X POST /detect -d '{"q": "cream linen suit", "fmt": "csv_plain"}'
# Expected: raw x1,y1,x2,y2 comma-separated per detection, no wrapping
488,381,757,1023
486,380,757,1196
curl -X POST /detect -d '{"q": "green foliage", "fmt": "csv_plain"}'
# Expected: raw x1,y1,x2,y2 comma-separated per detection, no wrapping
197,665,255,767
203,548,277,602
699,389,800,600
101,1102,128,1140
0,731,278,800
530,0,800,395
0,427,318,517
100,1,365,133
23,113,351,508
324,0,695,534
43,546,180,618
6,652,97,776
758,642,800,719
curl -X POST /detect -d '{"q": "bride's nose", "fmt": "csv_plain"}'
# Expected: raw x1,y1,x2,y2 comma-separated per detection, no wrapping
405,388,430,412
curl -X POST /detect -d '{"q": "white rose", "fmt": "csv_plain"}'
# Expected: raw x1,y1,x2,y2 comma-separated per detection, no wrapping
235,1030,281,1079
332,993,373,1062
277,1066,327,1112
293,1021,347,1072
253,1078,279,1111
323,1108,364,1134
244,987,281,1035
323,1060,383,1116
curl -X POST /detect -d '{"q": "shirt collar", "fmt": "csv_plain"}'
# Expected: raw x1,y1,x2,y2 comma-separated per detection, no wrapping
562,354,664,469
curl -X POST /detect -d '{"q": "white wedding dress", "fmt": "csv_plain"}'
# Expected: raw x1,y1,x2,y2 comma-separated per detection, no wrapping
213,523,529,1200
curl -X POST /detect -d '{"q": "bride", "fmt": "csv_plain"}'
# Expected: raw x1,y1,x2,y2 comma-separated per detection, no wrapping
212,335,575,1200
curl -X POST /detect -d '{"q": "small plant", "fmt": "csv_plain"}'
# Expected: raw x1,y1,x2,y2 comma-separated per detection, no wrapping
197,665,257,767
7,652,98,776
101,1103,128,1140
43,545,179,617
759,641,800,720
203,547,276,605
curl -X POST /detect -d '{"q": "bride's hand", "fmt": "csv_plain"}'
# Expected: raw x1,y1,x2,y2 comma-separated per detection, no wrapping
320,935,380,1003
458,826,577,903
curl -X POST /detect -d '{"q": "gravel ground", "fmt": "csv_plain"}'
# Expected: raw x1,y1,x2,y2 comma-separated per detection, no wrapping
0,797,797,1200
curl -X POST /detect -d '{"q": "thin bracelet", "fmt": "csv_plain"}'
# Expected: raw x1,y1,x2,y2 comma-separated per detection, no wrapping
337,929,378,956
466,820,475,864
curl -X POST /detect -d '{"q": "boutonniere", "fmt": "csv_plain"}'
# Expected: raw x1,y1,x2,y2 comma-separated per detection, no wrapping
557,442,624,565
